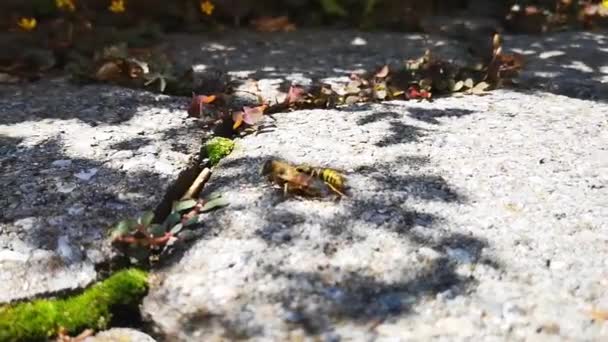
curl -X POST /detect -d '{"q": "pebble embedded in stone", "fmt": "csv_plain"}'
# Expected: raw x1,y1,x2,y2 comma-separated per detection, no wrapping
350,37,367,46
111,150,134,159
51,159,72,168
74,168,98,181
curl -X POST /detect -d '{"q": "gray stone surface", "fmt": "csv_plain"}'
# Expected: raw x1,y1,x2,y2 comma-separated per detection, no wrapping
142,30,608,341
1,28,607,340
143,92,607,341
0,79,201,302
84,328,156,342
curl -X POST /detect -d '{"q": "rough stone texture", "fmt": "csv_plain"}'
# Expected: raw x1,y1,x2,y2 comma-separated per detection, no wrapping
84,328,156,342
1,28,607,340
143,30,608,341
0,79,201,303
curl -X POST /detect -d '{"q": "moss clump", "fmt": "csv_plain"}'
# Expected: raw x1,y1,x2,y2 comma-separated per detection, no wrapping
0,268,148,342
205,137,235,166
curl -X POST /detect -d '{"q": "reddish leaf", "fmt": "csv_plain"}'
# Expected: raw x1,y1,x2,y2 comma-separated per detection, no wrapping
188,94,216,118
285,85,305,104
242,104,267,125
251,16,296,32
407,86,431,100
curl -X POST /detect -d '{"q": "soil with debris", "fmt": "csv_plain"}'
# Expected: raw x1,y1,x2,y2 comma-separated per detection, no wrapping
1,29,607,341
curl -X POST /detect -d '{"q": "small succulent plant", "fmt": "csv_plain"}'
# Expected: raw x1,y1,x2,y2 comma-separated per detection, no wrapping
110,193,229,264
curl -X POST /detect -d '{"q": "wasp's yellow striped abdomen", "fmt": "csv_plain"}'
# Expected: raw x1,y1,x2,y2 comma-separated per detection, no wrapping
296,164,347,197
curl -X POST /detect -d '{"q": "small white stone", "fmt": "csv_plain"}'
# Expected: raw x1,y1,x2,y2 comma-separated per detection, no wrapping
57,182,77,193
446,247,474,264
154,161,174,174
67,205,85,216
418,247,442,260
111,150,134,159
350,37,367,46
51,159,72,168
57,235,82,263
75,168,98,181
0,250,29,263
539,50,566,59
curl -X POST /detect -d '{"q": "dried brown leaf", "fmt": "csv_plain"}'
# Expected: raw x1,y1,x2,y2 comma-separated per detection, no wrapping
95,60,123,81
251,16,296,32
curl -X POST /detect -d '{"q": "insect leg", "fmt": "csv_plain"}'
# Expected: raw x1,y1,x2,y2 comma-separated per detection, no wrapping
325,182,346,197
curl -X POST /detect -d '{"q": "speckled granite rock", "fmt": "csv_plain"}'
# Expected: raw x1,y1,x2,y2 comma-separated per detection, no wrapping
84,328,156,342
1,28,607,340
143,92,607,341
140,29,607,341
0,80,201,303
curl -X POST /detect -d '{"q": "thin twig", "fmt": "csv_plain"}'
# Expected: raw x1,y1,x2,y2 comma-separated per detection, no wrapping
181,168,211,200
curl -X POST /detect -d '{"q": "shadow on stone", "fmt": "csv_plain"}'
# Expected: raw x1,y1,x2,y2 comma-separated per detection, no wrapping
375,121,428,146
506,31,608,102
275,256,472,334
406,107,475,125
356,111,400,125
0,81,187,126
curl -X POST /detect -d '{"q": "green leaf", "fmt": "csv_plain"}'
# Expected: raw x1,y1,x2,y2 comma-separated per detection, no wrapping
182,215,200,227
147,224,166,237
173,199,197,213
138,211,155,227
128,246,150,264
363,0,378,16
320,0,347,16
169,223,183,235
206,192,223,201
111,219,136,239
200,197,230,212
163,212,181,228
177,230,196,241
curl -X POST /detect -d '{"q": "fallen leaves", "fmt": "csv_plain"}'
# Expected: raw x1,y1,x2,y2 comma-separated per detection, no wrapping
183,33,523,137
232,104,268,129
69,43,174,93
0,48,57,83
485,34,524,86
188,93,218,118
251,16,296,32
406,85,431,100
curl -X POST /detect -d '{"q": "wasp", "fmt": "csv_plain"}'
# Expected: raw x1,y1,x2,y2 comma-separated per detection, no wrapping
260,159,335,198
295,164,347,197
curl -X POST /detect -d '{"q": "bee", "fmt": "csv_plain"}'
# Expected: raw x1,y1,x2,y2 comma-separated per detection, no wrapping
260,159,333,198
295,164,347,197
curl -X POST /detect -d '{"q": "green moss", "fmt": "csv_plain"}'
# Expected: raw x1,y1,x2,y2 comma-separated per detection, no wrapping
205,137,235,166
0,269,148,342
